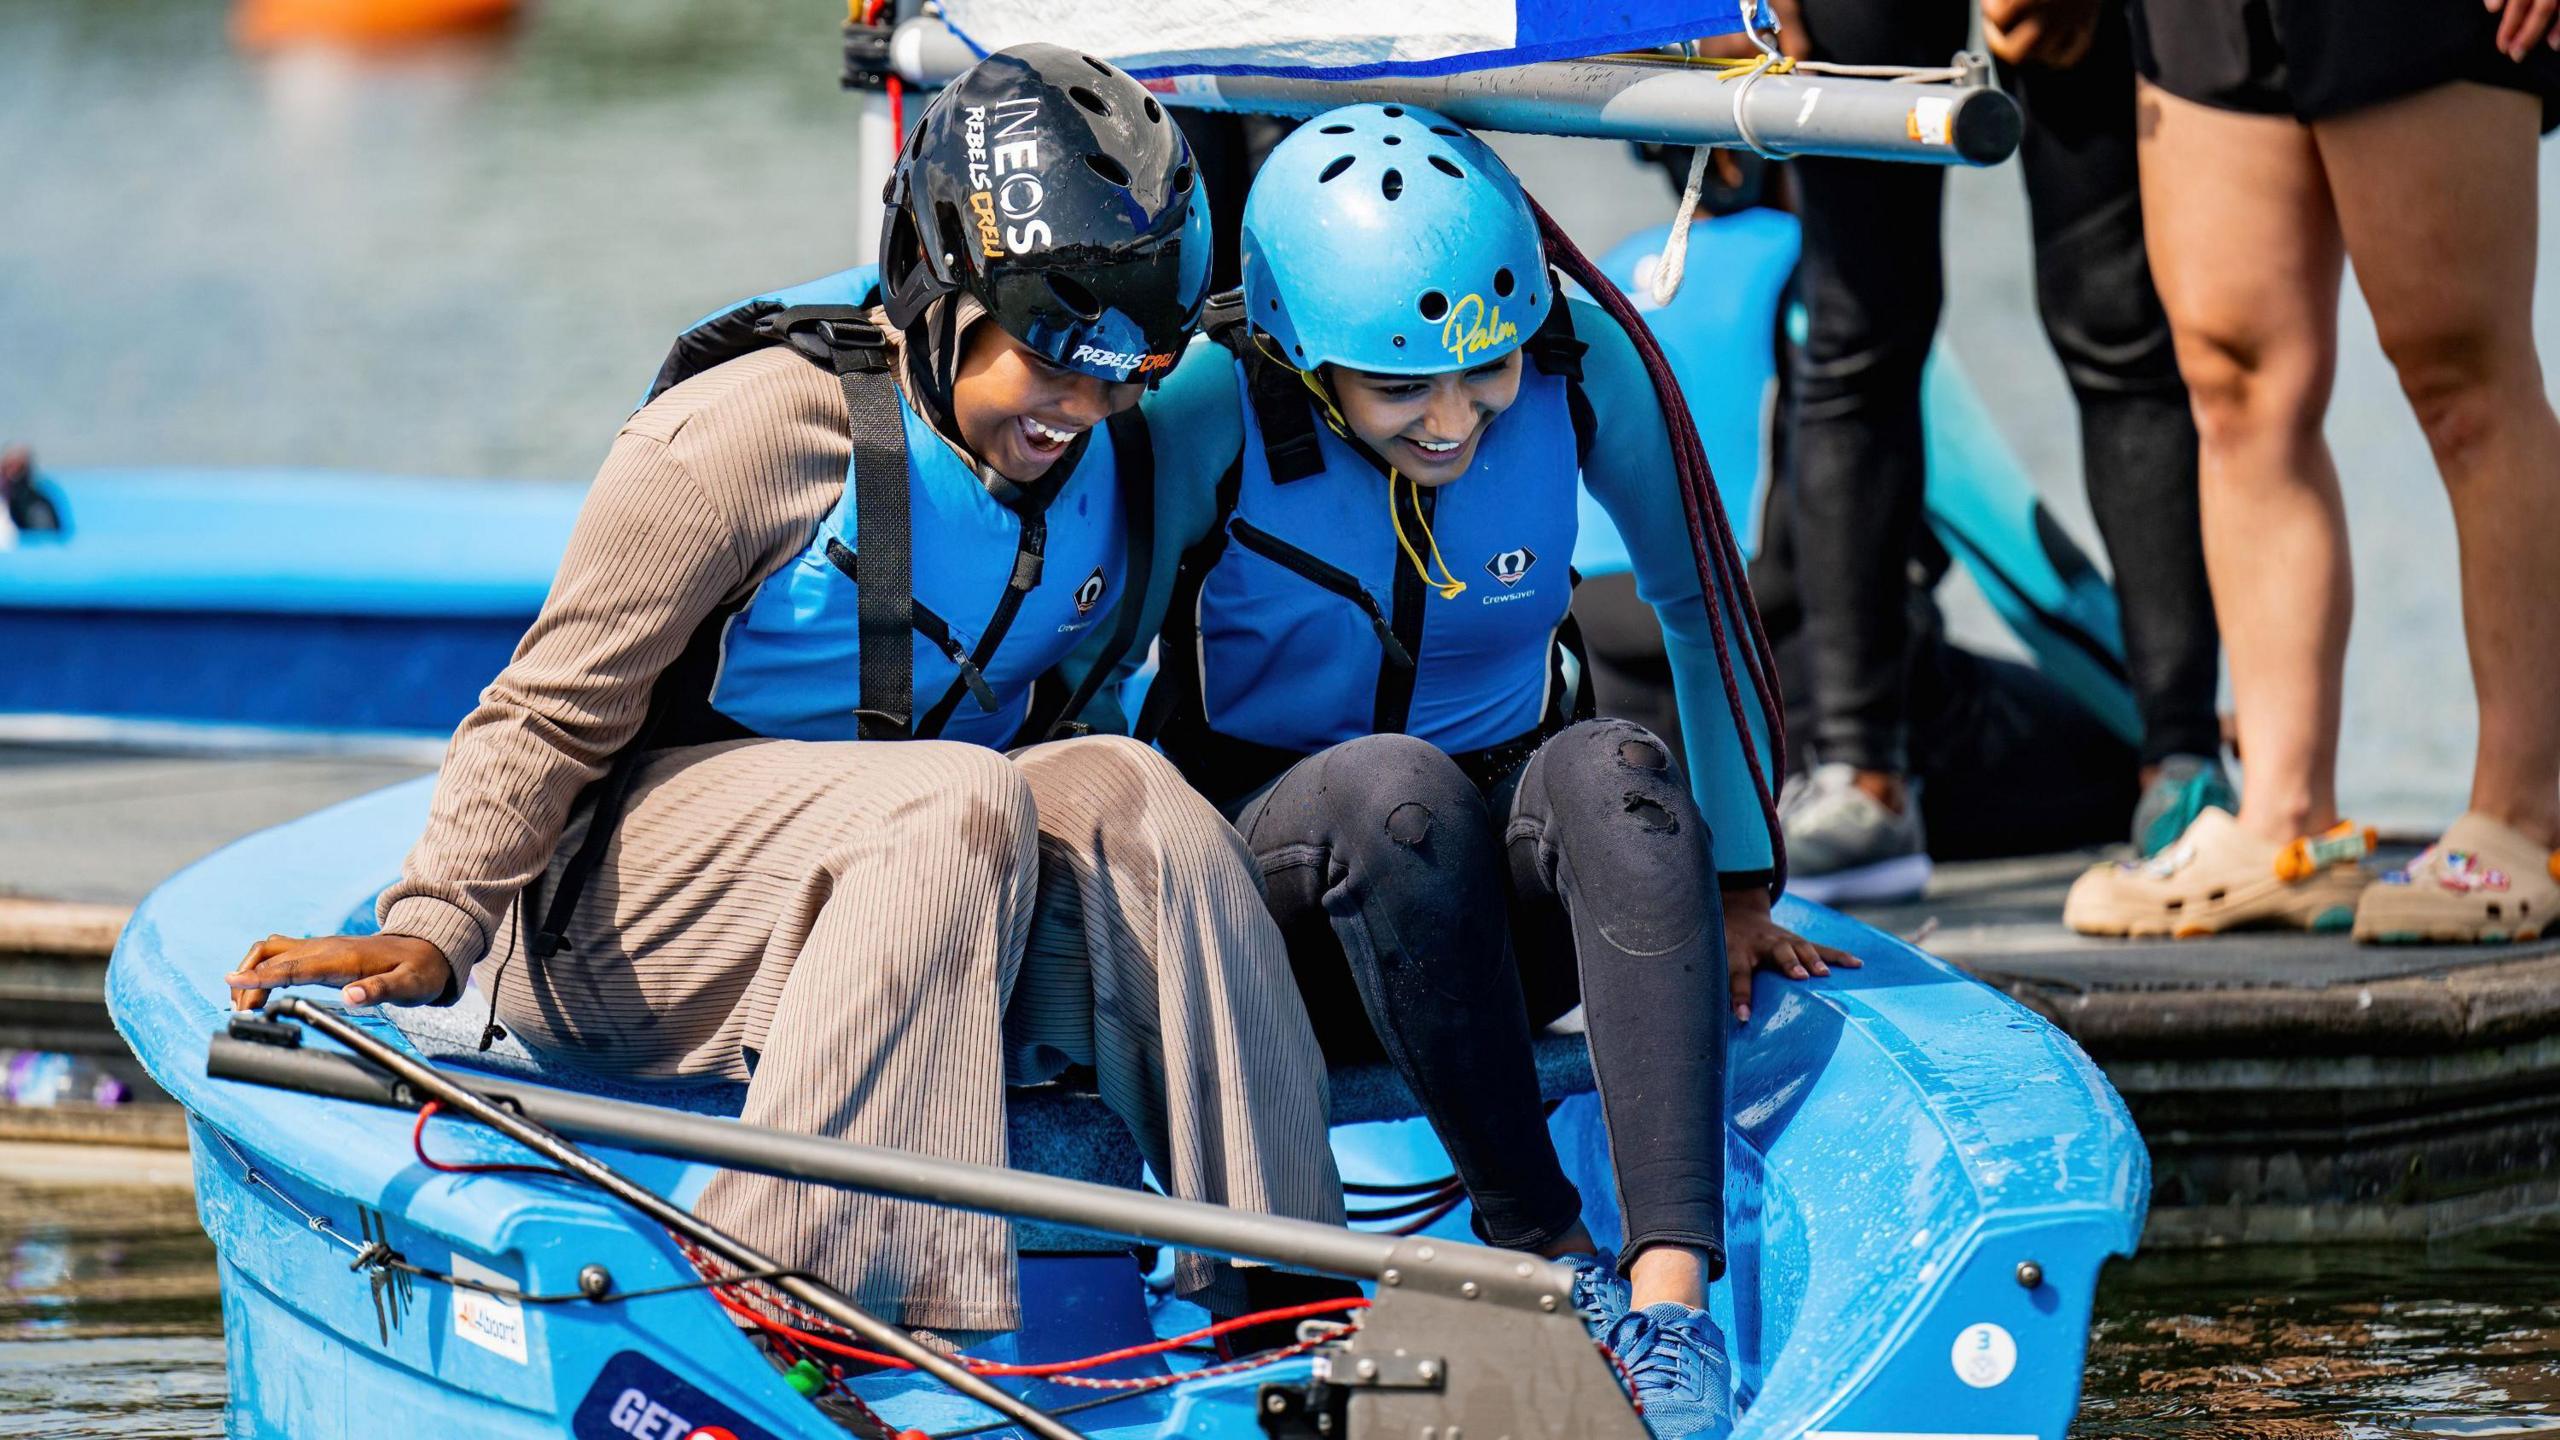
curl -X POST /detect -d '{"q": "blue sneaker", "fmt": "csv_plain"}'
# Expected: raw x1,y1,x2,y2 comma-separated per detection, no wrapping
1563,1253,1631,1331
1603,1302,1735,1439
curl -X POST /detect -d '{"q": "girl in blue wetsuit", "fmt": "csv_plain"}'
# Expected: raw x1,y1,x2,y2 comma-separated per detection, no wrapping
1122,106,1846,1439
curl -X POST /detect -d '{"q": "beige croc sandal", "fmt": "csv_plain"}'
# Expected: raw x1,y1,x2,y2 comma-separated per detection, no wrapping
2063,807,2373,938
2352,813,2560,945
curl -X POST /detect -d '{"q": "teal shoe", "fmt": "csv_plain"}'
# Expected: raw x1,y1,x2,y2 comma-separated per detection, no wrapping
1603,1302,1735,1440
2133,754,2237,859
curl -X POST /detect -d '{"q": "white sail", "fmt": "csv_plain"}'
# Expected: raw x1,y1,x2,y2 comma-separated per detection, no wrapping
933,1,1753,80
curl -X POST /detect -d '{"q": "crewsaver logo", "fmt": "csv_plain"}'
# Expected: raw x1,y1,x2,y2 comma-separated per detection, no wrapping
1074,565,1107,615
1069,344,1177,381
1486,547,1537,588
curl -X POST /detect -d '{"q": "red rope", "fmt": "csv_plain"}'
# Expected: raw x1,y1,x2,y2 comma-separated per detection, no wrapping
1529,196,1791,891
410,1101,575,1179
711,1281,1367,1379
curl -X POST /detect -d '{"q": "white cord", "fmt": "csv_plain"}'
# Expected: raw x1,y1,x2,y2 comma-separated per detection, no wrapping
1648,143,1716,307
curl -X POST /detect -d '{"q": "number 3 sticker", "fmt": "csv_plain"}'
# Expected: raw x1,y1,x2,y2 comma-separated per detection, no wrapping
1951,1322,2018,1389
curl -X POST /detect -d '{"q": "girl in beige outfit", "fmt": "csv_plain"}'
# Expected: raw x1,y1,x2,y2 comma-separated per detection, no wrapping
226,44,1341,1333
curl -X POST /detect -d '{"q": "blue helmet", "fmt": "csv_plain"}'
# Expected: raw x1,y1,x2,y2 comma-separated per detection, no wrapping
1240,104,1550,377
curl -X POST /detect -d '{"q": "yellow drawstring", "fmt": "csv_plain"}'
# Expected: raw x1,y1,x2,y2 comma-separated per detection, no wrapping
1389,470,1469,601
1259,333,1468,600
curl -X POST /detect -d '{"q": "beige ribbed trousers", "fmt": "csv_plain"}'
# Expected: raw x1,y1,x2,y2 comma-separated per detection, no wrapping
481,734,1342,1331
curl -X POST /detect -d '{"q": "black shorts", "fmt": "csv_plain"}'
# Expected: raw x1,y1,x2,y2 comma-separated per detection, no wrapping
2128,0,2560,129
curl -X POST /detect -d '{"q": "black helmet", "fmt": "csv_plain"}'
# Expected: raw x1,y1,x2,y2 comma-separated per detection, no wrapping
879,43,1212,385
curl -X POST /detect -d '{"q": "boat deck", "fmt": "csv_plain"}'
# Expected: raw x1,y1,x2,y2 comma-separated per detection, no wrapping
8,742,2558,1242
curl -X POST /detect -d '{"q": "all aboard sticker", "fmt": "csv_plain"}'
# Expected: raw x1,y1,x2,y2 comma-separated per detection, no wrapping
574,1351,780,1440
450,1254,529,1364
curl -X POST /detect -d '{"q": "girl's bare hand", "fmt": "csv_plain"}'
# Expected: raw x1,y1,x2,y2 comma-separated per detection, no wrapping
1724,885,1858,1023
227,933,451,1011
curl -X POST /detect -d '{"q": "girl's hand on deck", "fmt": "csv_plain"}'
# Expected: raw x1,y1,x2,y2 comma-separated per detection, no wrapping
227,933,452,1011
1723,885,1857,1024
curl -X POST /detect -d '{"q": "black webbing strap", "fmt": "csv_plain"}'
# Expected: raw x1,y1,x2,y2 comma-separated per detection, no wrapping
1204,293,1329,487
756,304,914,739
911,482,1057,738
839,355,913,741
1038,408,1156,739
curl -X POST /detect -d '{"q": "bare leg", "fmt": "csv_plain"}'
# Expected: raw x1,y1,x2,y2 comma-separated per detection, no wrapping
2313,83,2560,848
2137,81,2350,844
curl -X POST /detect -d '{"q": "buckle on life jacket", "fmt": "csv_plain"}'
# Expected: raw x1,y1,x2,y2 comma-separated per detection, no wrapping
761,305,894,374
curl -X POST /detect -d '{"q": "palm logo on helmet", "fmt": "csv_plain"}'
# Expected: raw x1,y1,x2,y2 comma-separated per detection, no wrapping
879,43,1212,385
1240,104,1550,378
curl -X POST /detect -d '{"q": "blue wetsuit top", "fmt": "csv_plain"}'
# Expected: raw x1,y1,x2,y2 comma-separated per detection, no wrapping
1131,295,1776,884
645,267,1134,751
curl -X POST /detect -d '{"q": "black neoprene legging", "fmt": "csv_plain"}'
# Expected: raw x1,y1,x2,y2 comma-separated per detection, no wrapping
1228,722,1728,1271
1788,0,2221,773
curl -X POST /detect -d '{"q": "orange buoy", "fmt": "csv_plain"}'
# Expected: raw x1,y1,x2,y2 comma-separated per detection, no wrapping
232,0,520,49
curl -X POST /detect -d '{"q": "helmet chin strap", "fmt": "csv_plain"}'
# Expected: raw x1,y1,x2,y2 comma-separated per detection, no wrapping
903,296,1038,507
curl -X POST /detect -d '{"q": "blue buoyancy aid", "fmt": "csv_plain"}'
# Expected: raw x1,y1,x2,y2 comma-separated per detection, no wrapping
1149,307,1593,799
647,266,1135,750
515,265,1150,968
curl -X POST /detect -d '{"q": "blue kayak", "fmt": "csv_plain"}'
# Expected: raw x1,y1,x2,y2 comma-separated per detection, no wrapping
0,467,578,741
110,780,2146,1438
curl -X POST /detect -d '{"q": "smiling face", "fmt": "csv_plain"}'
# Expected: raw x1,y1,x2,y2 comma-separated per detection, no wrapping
1325,351,1525,486
950,322,1145,484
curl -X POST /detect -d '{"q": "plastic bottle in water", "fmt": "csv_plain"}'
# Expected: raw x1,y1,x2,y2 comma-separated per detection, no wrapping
2,1049,133,1108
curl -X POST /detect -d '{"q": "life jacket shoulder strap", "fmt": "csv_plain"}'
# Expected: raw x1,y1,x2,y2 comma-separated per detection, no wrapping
1206,286,1330,488
642,278,891,407
1522,283,1597,472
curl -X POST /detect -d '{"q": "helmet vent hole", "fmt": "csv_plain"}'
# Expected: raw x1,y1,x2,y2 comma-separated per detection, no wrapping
1069,85,1111,116
1083,53,1112,74
1494,267,1516,297
1393,335,1406,347
1143,95,1163,123
1267,298,1279,311
1383,134,1402,146
1319,155,1356,183
1382,105,1405,118
1087,152,1133,186
1429,124,1463,137
1047,273,1105,320
1417,290,1450,322
1429,155,1464,179
1171,162,1195,194
1318,123,1354,135
1380,168,1404,201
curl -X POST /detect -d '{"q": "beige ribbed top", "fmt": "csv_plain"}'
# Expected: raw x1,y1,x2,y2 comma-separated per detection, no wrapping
377,346,852,993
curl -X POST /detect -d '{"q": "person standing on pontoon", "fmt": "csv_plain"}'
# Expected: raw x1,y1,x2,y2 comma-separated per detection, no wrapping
2064,0,2560,941
1096,105,1846,1439
225,44,1344,1339
1770,0,2231,902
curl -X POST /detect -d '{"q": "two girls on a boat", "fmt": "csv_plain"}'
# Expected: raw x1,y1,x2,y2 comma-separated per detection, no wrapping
225,44,1830,1440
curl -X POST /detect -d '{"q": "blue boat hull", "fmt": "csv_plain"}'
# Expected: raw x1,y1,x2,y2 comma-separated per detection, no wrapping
110,781,2147,1438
